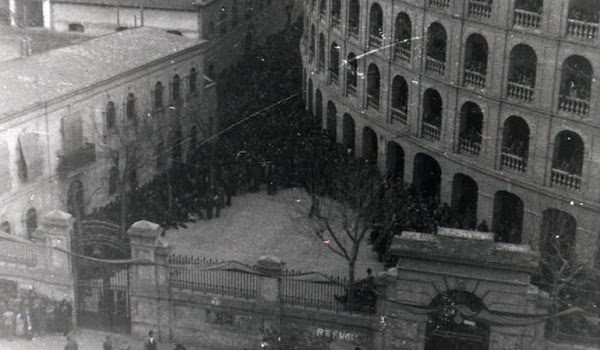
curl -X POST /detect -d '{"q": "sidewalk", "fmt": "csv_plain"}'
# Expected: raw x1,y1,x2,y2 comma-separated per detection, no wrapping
0,329,207,350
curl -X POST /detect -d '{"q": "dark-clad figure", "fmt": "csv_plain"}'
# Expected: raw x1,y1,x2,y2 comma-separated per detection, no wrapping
144,330,158,350
64,334,78,350
103,335,113,350
59,300,73,336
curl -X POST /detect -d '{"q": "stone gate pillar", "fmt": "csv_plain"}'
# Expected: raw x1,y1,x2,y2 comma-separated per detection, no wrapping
256,255,285,337
128,220,172,342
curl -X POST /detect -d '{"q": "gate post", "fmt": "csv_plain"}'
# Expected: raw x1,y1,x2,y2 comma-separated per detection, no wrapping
128,220,172,342
256,256,284,339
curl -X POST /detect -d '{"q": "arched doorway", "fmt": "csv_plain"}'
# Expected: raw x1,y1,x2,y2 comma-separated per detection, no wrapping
326,101,337,142
451,174,478,229
492,191,523,243
362,127,378,165
342,114,355,155
387,142,404,183
413,153,441,202
425,290,490,350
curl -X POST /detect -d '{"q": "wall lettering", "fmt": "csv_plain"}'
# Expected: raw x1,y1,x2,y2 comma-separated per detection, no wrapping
316,327,362,344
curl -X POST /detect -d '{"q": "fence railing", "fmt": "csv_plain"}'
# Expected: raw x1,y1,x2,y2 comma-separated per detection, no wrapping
566,18,599,40
426,56,446,75
507,82,534,102
422,122,441,141
463,69,486,88
500,152,527,173
0,237,43,267
168,256,259,299
550,168,582,190
558,95,589,116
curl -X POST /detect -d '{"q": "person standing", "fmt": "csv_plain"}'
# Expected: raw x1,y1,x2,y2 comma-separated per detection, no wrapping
144,330,158,350
103,335,113,350
64,334,78,350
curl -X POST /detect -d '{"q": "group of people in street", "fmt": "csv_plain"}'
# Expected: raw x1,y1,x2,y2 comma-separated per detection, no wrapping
0,286,72,341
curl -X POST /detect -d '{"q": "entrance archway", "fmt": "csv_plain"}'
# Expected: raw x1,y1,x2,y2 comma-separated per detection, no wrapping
492,191,523,243
413,153,441,202
451,174,478,229
387,142,404,183
362,127,378,165
425,290,490,350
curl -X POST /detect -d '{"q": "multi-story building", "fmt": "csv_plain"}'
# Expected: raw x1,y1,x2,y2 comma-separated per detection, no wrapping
0,27,216,238
27,0,302,77
301,0,600,267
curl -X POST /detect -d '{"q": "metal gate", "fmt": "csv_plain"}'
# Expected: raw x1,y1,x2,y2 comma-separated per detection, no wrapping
76,262,131,334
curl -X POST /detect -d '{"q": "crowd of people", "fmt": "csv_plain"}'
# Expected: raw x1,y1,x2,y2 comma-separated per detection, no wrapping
0,285,73,341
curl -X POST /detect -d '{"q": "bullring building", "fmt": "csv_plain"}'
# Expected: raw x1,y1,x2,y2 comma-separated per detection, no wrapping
301,0,600,268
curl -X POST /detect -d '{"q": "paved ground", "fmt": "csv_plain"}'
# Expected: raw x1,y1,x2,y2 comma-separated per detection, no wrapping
164,187,381,279
0,329,191,350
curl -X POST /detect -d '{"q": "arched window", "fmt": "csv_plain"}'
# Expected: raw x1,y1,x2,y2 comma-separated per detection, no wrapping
348,0,359,38
422,89,443,141
154,81,164,110
172,74,182,105
559,55,593,116
391,75,408,124
326,101,337,142
426,22,447,75
551,130,584,190
320,0,326,18
105,101,116,130
346,53,358,96
316,89,323,118
368,3,383,48
451,174,478,230
362,127,378,165
309,25,316,63
386,142,404,183
343,114,355,154
331,0,341,27
329,42,340,84
508,44,537,102
25,208,37,240
566,0,600,40
458,102,483,155
220,7,228,34
413,153,441,202
189,68,198,96
366,64,380,110
501,116,530,172
492,191,523,243
126,93,136,121
108,166,118,195
463,34,488,88
394,13,412,62
318,33,325,71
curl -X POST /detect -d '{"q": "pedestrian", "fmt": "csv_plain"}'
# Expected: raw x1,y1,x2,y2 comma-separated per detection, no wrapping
64,334,78,350
144,330,158,350
103,335,113,350
59,299,73,336
215,186,225,218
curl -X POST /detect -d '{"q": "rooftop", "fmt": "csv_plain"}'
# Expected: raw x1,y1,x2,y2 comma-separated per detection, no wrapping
51,0,198,11
0,27,204,119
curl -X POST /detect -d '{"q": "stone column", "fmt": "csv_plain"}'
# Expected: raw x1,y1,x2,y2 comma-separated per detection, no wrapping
256,256,285,336
128,220,172,342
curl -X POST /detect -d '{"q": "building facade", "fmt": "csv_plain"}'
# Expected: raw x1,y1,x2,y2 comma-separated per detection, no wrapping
42,0,302,77
0,27,216,239
301,0,600,267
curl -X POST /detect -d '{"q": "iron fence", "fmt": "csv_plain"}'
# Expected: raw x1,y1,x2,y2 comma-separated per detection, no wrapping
168,255,258,299
0,237,39,266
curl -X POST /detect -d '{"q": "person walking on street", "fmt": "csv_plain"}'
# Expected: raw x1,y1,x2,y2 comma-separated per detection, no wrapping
144,330,158,350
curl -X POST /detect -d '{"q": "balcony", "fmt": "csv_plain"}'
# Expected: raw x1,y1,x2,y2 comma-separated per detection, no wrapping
329,72,339,85
566,19,599,40
331,15,340,28
429,0,449,9
426,57,446,75
58,142,96,176
507,82,534,102
394,44,411,63
367,94,379,110
318,60,325,72
468,0,492,19
369,34,382,48
558,95,589,116
458,138,481,156
391,107,408,125
463,69,486,88
551,168,581,190
501,152,527,173
513,9,541,29
347,84,357,97
422,122,441,141
348,26,359,39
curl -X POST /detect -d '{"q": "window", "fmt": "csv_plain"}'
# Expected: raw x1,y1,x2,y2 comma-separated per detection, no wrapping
551,130,584,190
154,82,164,110
331,0,341,27
366,64,380,109
346,53,358,96
500,116,530,173
105,101,116,130
318,33,325,71
426,22,448,75
126,93,136,121
329,42,340,84
172,75,182,105
368,3,383,48
189,68,198,96
25,208,37,239
558,55,593,116
394,13,412,62
348,0,359,37
463,34,488,88
507,44,537,102
17,133,44,182
108,167,118,195
422,89,443,141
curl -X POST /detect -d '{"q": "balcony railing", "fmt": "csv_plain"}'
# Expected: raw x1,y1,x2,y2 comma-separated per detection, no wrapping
331,15,340,28
426,56,446,75
347,84,357,97
367,94,379,110
58,142,96,175
551,168,582,190
458,138,481,155
566,19,599,40
501,152,527,173
468,0,492,18
391,107,408,125
369,34,382,48
429,0,449,9
422,122,441,141
318,60,325,72
348,25,359,39
463,69,486,88
507,82,534,102
558,95,589,116
394,44,411,62
513,9,541,29
329,72,339,85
